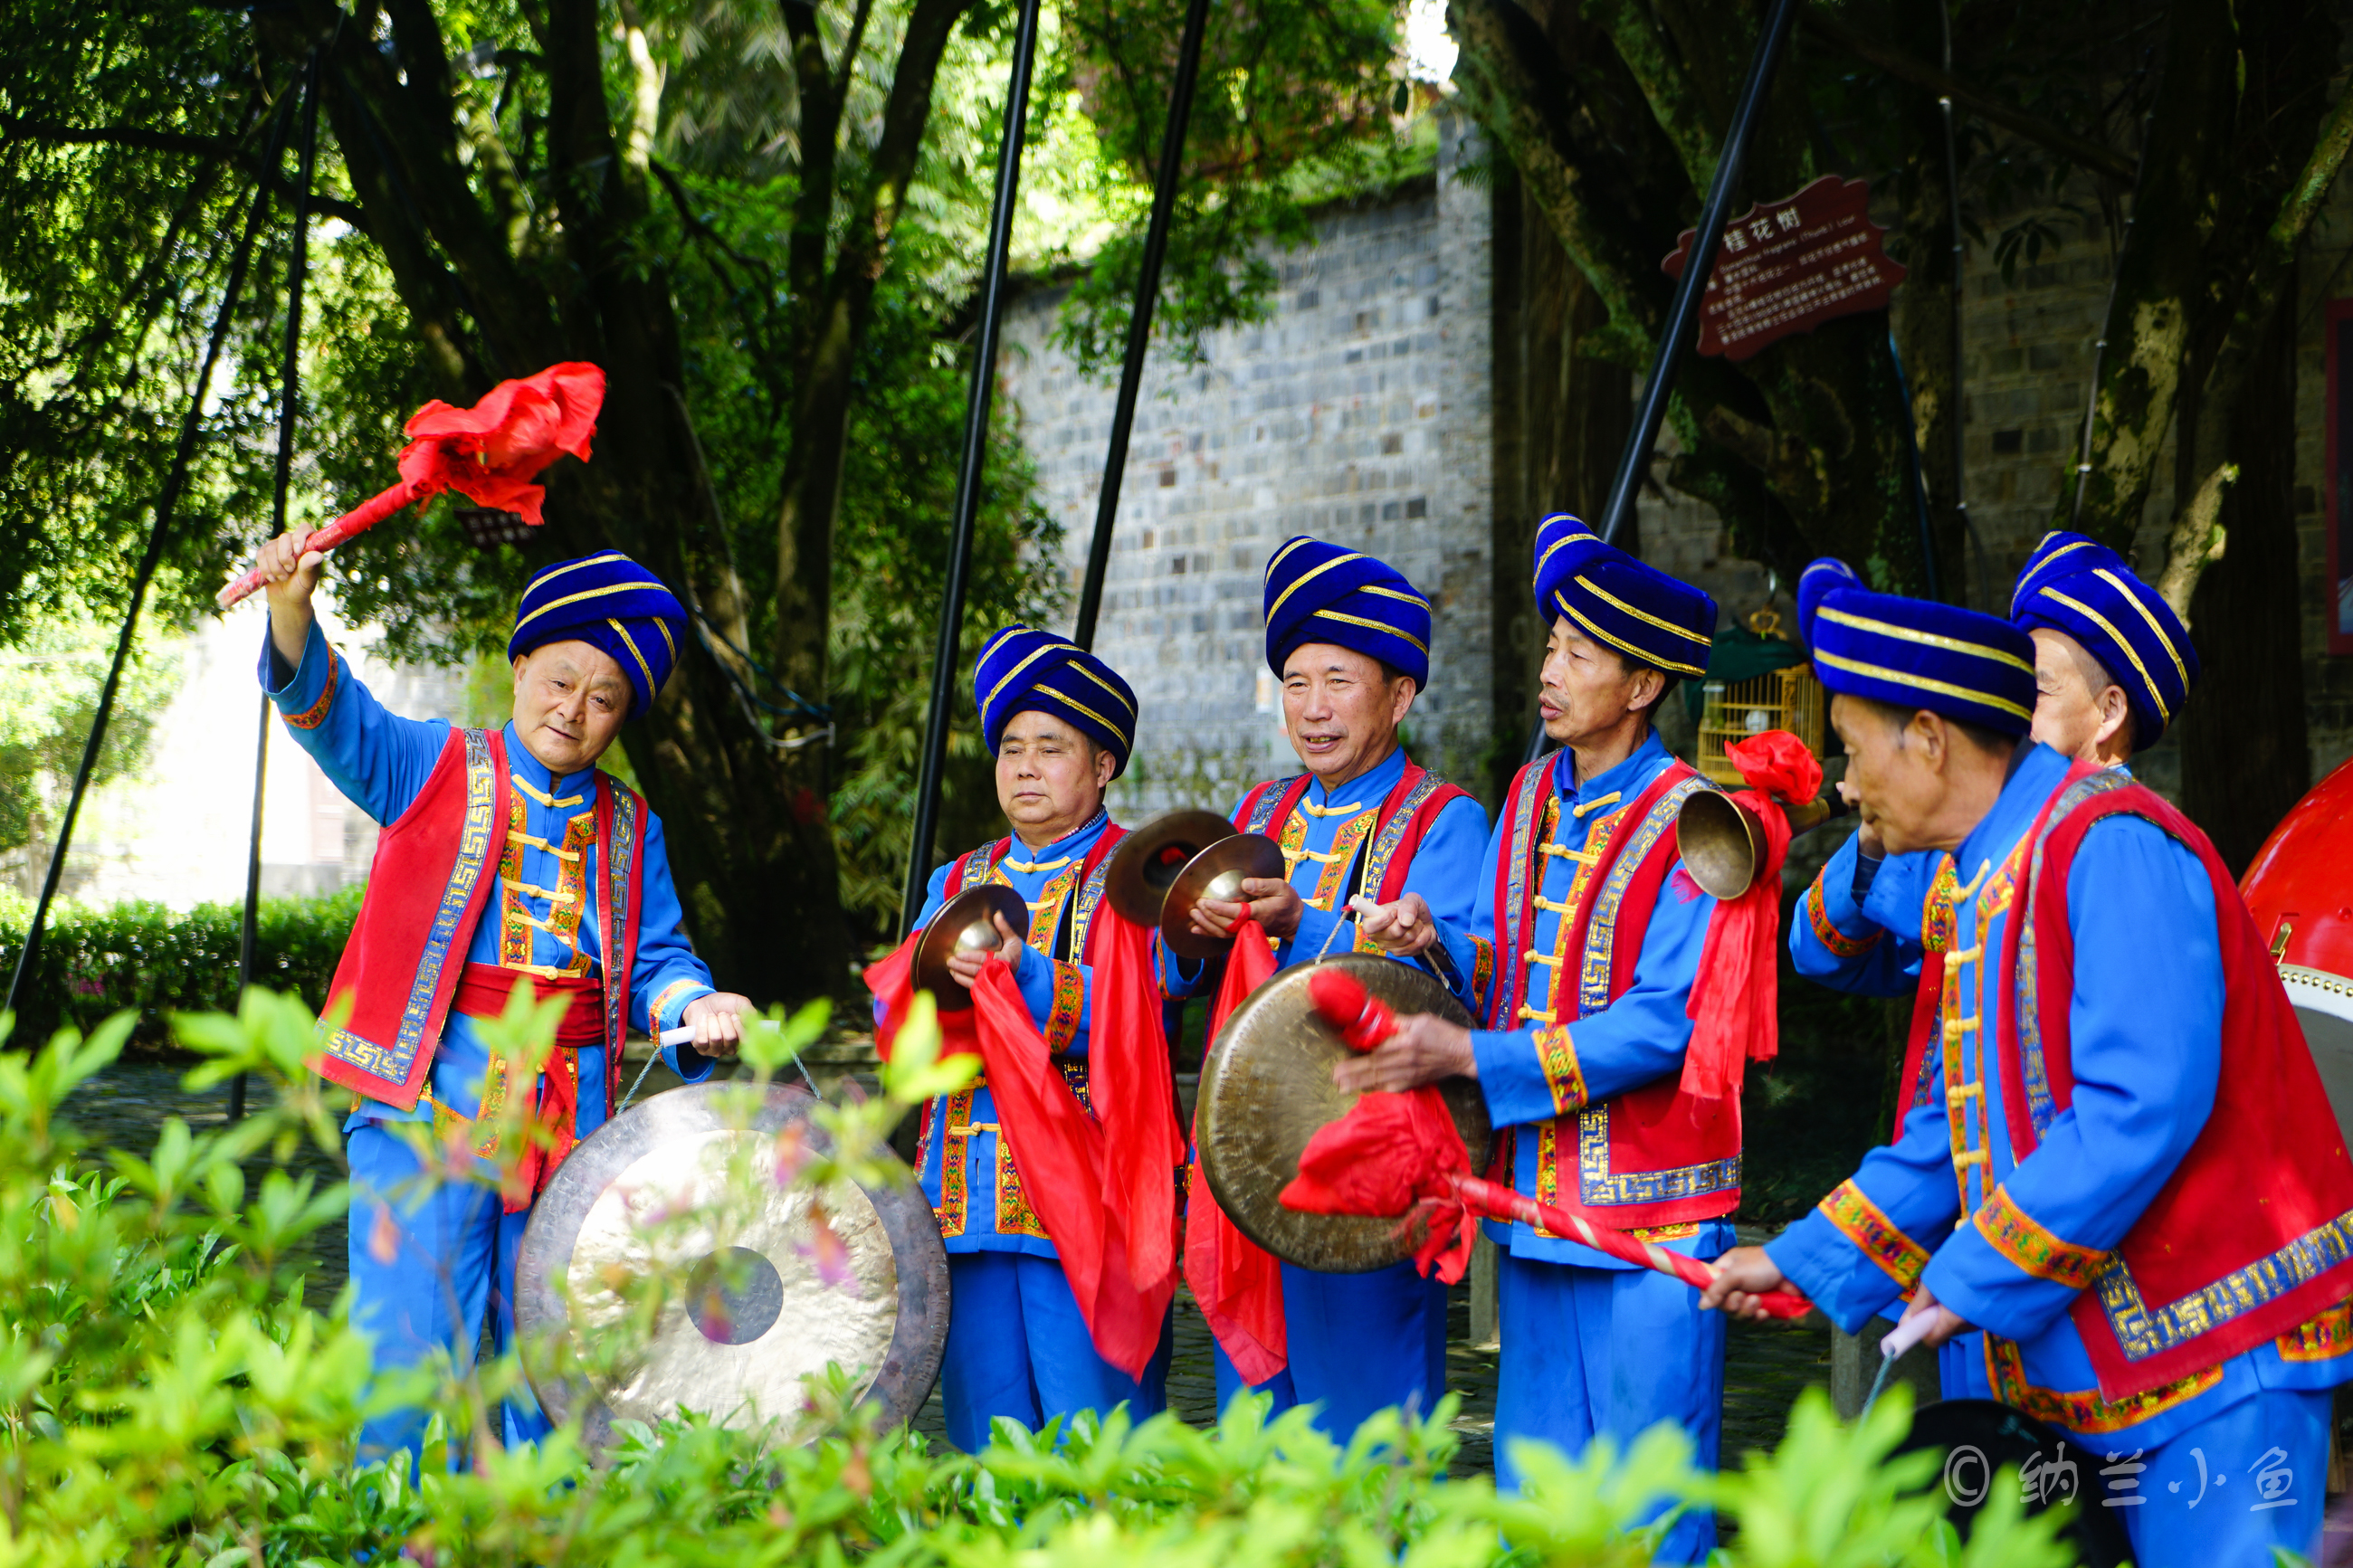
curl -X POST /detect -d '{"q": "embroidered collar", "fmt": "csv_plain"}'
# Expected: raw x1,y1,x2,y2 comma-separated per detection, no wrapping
502,723,594,811
1002,806,1110,874
1300,744,1406,817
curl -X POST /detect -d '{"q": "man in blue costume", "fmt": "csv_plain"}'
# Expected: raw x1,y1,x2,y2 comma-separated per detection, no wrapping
1707,560,2353,1568
1791,532,2199,1032
898,624,1172,1451
1169,536,1488,1438
1340,515,1729,1563
249,528,752,1462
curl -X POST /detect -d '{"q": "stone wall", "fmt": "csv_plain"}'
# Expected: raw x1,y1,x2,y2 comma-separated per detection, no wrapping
997,114,1496,816
997,119,2353,822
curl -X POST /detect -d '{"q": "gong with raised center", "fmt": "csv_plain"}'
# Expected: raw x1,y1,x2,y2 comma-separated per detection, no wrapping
514,1079,948,1451
1196,952,1489,1273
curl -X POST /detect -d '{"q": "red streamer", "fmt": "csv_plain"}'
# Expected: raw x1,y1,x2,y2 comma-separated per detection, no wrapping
218,362,605,607
1183,919,1287,1385
1681,729,1822,1100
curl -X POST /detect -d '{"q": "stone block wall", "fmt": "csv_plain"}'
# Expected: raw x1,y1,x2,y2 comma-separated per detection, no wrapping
995,119,2353,821
996,114,1496,815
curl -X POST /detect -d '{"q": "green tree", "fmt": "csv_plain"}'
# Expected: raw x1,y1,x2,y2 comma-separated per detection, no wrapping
1,0,1412,975
1449,0,2350,856
0,606,180,898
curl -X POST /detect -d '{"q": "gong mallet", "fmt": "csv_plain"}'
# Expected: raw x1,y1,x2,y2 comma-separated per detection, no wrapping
217,362,605,607
1297,966,1814,1320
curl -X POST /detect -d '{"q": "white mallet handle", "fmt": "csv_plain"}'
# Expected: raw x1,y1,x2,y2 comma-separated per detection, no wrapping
656,1019,779,1049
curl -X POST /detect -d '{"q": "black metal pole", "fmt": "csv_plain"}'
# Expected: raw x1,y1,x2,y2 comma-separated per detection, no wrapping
900,0,1045,937
1596,0,1799,547
1888,328,1941,602
231,51,321,1120
3,110,293,1022
1937,0,1967,603
1071,0,1214,651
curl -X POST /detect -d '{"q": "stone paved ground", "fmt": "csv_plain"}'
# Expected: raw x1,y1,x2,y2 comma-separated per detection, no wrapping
66,1055,1834,1478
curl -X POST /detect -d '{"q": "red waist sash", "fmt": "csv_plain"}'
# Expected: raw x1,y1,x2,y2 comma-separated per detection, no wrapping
452,962,603,1212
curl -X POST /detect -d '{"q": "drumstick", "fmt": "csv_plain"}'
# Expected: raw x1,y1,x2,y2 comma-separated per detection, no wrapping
1305,966,1815,1320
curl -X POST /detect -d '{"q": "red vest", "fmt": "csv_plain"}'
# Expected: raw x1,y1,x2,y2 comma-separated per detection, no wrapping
1234,756,1472,912
1996,765,2353,1399
1486,753,1740,1229
311,727,646,1110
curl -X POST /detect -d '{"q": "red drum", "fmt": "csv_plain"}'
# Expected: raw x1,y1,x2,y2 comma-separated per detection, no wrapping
2240,757,2353,1139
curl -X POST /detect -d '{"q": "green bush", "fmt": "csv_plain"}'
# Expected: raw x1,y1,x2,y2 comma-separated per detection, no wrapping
0,991,2077,1567
0,885,357,1046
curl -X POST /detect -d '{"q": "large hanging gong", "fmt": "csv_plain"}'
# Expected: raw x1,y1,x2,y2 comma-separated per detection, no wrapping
1196,952,1490,1273
514,1079,948,1451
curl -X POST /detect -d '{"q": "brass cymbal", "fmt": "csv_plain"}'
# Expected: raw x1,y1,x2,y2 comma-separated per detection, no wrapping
1160,832,1287,961
513,1079,948,1452
1676,789,1837,900
911,883,1029,1010
1104,810,1240,927
1196,952,1489,1272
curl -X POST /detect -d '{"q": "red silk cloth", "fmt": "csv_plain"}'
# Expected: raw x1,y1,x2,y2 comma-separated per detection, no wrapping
450,962,605,1213
865,908,1180,1380
395,362,604,527
1282,1089,1478,1282
1681,730,1821,1099
218,364,605,607
1182,918,1287,1386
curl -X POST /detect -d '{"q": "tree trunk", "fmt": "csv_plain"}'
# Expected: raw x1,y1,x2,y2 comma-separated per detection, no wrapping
262,0,853,1001
2177,280,2310,871
1487,161,1631,803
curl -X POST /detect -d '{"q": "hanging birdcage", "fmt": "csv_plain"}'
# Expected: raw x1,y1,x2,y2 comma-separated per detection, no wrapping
1695,610,1825,786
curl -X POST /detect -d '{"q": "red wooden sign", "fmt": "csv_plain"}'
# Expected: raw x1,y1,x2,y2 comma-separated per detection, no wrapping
1661,175,1905,362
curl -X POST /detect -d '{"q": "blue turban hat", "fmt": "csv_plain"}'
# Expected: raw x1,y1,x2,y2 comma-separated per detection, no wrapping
1262,537,1432,687
2009,530,2198,751
974,624,1138,777
1531,514,1714,678
1796,558,2035,736
508,552,687,717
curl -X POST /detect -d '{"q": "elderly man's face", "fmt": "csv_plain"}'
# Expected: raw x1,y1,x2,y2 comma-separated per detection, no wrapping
996,710,1115,847
1281,642,1416,789
511,640,631,774
2029,626,2133,766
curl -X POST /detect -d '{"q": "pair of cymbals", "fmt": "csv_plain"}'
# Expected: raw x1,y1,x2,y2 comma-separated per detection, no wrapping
1104,810,1285,960
910,883,1028,1010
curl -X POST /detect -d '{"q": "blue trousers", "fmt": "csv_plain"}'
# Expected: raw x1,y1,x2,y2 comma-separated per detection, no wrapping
1210,1259,1450,1442
1494,1253,1725,1565
940,1251,1172,1453
348,1124,551,1466
2098,1386,2330,1567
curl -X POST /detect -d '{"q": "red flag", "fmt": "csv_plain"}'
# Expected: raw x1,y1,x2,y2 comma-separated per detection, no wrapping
1681,730,1821,1099
217,362,605,606
1183,919,1286,1385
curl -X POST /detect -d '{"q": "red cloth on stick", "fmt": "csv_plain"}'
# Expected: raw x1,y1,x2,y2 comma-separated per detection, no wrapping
1182,919,1287,1386
1283,966,1813,1316
449,962,605,1213
218,363,605,606
1681,730,1821,1099
862,927,1176,1380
